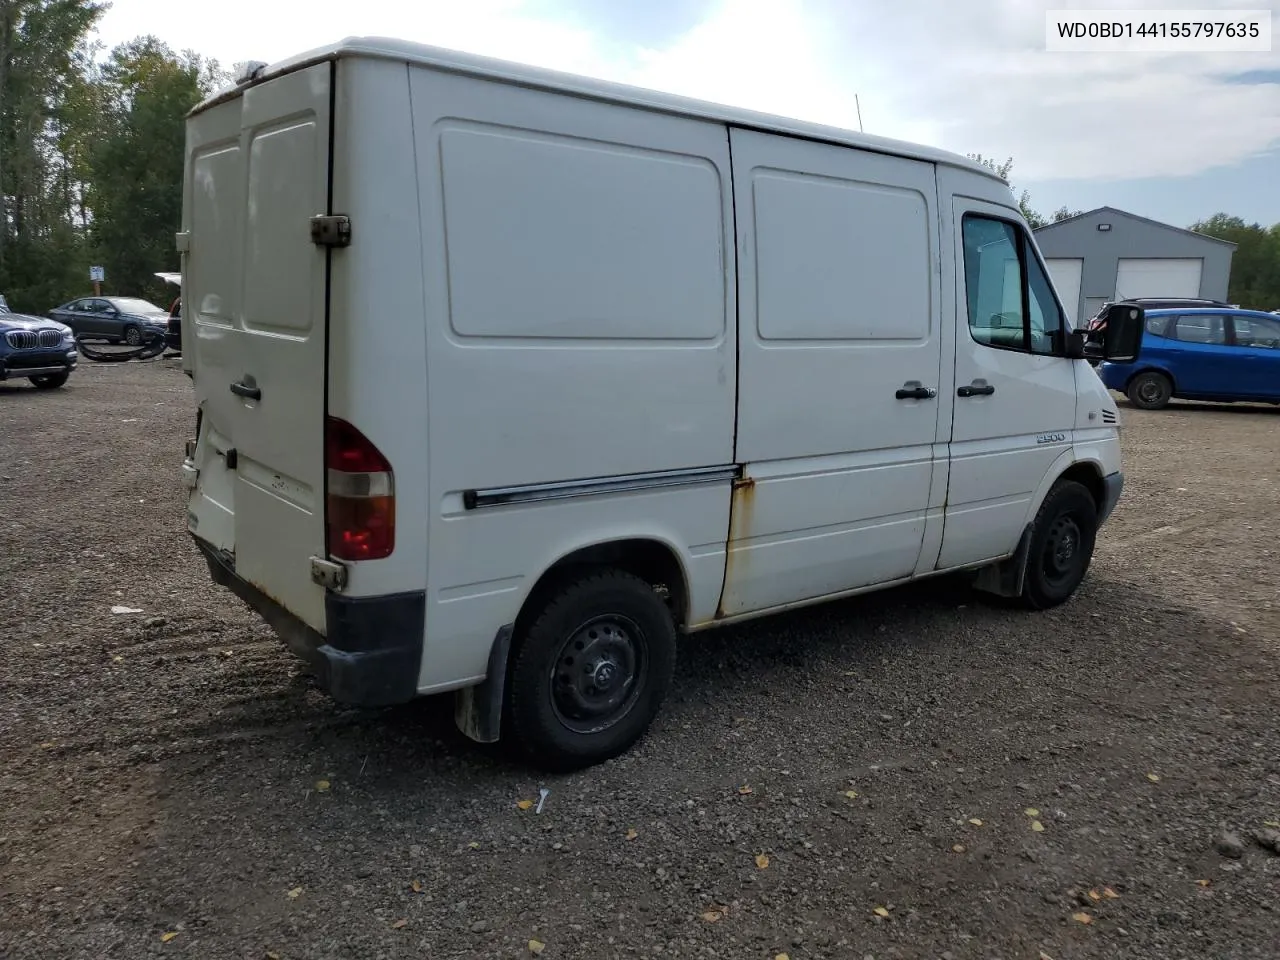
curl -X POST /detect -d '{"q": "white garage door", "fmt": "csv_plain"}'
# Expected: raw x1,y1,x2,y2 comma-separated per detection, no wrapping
1115,258,1203,300
1043,258,1083,324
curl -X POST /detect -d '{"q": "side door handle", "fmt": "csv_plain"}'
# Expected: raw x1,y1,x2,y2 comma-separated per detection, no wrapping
230,375,261,401
957,380,996,398
895,380,937,401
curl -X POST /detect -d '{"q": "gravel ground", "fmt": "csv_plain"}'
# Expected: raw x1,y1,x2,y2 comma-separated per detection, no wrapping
2,361,1279,960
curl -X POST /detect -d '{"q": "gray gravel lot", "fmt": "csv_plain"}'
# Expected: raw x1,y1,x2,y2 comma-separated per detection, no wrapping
2,361,1279,960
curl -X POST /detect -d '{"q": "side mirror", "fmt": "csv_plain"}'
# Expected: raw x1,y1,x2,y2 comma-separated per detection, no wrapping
1065,329,1088,360
1084,302,1145,363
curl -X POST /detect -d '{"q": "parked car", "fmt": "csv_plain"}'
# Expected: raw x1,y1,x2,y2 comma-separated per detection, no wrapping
155,272,183,353
1097,307,1280,409
0,295,78,389
48,296,170,345
181,38,1144,772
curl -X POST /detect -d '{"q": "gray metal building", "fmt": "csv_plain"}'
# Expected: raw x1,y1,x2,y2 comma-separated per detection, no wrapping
1033,206,1236,325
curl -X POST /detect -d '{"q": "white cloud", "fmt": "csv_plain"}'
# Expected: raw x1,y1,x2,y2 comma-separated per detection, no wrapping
95,0,1280,182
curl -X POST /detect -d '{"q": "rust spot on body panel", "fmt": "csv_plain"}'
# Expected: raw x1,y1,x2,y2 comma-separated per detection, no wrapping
715,475,755,619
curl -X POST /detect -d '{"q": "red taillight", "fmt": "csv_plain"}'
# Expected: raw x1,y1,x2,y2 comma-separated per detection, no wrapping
325,416,394,561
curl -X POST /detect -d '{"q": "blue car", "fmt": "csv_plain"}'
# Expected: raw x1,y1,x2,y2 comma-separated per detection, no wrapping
0,295,78,389
1097,307,1280,410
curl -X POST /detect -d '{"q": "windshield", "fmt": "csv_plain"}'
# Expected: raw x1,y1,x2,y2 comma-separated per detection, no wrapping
0,294,10,313
109,298,166,315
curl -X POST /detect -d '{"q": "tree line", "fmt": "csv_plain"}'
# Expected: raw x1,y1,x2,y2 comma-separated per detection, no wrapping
2,3,1277,314
969,155,1280,311
0,0,225,313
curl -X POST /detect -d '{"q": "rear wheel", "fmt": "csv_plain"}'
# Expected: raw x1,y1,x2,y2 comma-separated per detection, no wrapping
1019,480,1098,610
30,372,69,390
1126,370,1172,410
505,569,677,772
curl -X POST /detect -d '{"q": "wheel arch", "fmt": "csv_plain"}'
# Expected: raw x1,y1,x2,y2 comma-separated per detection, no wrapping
1024,450,1107,528
1125,364,1176,394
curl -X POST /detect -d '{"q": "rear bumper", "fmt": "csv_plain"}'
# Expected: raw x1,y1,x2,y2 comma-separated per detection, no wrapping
193,535,425,707
1099,470,1124,525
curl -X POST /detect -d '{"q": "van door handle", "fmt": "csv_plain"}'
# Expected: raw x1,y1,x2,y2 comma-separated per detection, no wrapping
895,381,937,400
957,380,996,398
230,377,261,401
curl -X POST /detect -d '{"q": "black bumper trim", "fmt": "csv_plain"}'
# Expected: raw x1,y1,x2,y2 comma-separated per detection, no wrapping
1099,470,1123,524
193,535,424,706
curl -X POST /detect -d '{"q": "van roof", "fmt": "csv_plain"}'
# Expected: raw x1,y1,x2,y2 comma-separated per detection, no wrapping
193,36,1003,182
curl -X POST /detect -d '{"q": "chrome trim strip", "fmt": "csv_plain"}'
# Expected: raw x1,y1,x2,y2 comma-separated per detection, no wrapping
1,365,68,378
464,464,741,510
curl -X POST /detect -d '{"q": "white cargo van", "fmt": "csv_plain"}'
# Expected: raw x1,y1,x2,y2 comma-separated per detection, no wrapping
179,38,1144,771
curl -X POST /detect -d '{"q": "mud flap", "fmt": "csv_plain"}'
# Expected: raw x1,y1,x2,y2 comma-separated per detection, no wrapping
454,624,513,744
971,523,1033,599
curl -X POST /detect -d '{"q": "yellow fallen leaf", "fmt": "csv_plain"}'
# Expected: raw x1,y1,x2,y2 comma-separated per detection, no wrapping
160,931,180,942
1103,887,1120,899
38,742,56,749
776,955,791,960
952,844,966,853
1031,820,1045,833
267,953,281,960
1264,821,1280,828
701,910,722,923
411,879,422,893
1088,889,1102,901
1024,807,1040,817
1196,879,1212,887
755,854,770,869
529,940,547,955
516,799,534,810
1072,912,1094,925
873,906,890,918
626,828,638,841
112,655,124,663
844,790,859,800
315,780,331,792
738,785,754,795
468,842,480,849
286,887,303,899
1146,773,1161,782
391,918,408,929
968,818,984,826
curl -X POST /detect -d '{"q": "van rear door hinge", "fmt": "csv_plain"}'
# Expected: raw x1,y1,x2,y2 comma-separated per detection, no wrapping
309,214,351,248
310,556,349,591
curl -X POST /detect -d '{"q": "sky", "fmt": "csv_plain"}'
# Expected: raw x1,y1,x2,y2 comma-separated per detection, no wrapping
94,0,1280,227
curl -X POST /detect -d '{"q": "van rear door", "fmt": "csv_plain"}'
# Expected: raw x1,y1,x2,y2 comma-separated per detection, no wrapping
183,61,334,631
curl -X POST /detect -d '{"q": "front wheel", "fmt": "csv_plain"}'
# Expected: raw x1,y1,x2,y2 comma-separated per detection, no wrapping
1126,370,1172,410
123,325,143,346
30,372,69,390
1019,480,1098,610
505,569,677,772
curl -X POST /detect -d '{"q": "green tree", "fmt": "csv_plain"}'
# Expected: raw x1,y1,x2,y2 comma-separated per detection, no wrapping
1191,213,1280,310
965,153,1045,227
85,36,223,305
0,0,105,310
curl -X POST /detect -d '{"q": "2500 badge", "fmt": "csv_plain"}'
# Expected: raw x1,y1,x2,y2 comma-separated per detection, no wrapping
1036,432,1068,445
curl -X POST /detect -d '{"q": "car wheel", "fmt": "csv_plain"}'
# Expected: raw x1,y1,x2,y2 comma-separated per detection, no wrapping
30,372,70,390
505,569,677,772
123,325,143,346
1018,480,1098,610
1126,371,1172,410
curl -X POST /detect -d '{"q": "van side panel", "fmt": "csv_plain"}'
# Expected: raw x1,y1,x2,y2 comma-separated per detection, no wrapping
325,59,430,601
409,67,737,689
723,129,948,615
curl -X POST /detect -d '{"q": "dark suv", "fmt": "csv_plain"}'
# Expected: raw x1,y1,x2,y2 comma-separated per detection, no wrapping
0,294,78,389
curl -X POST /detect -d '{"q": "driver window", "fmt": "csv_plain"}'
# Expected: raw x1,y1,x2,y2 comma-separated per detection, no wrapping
961,214,1065,356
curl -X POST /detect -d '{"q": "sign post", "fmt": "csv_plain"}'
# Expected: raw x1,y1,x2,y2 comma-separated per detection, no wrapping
89,265,104,296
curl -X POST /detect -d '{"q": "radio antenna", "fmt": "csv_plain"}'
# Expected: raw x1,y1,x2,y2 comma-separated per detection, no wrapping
855,94,864,132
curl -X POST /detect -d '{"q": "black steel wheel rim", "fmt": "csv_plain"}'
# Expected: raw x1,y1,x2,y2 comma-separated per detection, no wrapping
1137,377,1164,404
549,614,647,735
1042,513,1083,587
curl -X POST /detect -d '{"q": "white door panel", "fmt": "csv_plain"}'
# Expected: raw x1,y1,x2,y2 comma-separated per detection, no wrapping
1115,258,1202,300
1044,258,1083,325
725,129,947,615
939,178,1077,570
